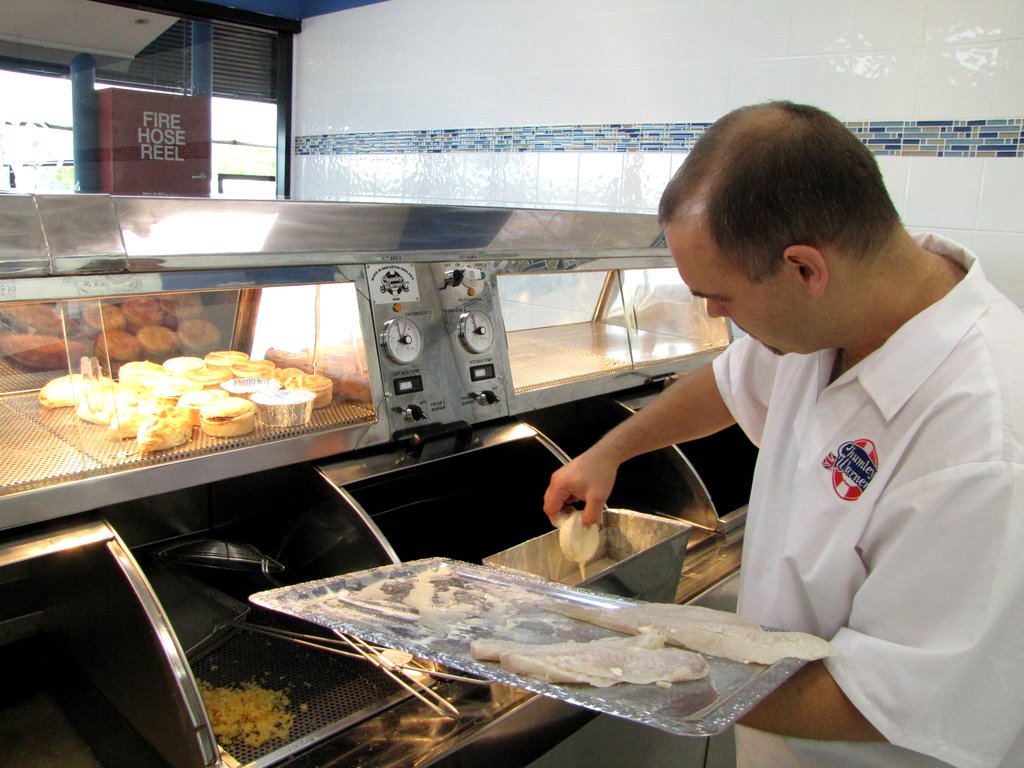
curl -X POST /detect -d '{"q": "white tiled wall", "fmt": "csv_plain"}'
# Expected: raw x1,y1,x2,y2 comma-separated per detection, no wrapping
292,0,1024,303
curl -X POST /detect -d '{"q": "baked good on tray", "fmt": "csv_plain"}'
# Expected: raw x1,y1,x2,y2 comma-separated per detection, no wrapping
177,318,222,354
1,333,88,371
121,297,165,330
94,328,144,364
200,396,256,437
137,325,179,358
137,407,193,453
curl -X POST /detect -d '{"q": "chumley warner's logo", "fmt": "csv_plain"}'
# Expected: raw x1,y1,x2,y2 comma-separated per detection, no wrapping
378,269,411,297
821,438,879,501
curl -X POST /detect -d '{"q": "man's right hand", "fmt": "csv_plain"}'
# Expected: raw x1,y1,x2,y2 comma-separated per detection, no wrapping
543,447,619,527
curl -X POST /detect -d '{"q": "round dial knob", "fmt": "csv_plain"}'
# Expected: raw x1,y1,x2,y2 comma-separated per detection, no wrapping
381,318,423,364
458,310,493,354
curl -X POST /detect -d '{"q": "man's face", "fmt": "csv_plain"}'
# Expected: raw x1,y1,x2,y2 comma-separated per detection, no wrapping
665,213,812,356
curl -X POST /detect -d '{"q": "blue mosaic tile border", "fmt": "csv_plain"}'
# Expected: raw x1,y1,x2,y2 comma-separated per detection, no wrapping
295,118,1023,158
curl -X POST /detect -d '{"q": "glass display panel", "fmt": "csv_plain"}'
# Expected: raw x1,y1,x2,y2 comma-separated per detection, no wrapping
0,282,374,498
620,267,730,367
497,267,729,395
250,283,371,402
497,270,633,394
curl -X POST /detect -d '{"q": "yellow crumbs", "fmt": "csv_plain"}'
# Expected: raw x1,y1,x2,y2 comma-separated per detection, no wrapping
198,680,295,748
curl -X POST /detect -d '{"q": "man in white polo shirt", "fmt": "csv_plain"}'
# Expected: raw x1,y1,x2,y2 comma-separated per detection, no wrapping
543,101,1024,768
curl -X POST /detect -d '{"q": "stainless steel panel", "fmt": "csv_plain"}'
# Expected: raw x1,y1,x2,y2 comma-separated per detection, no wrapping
487,208,662,250
369,261,510,437
112,197,407,268
106,198,662,267
0,520,218,768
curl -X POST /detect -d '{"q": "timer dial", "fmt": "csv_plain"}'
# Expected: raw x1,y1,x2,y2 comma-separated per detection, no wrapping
458,310,493,354
381,318,423,364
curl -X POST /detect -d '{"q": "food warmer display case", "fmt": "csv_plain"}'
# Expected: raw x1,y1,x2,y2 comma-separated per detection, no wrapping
0,194,749,768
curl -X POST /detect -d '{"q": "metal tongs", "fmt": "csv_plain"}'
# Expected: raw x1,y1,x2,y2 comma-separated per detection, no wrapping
234,622,486,720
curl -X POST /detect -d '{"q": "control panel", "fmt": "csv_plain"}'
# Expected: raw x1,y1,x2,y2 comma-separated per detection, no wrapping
366,261,509,438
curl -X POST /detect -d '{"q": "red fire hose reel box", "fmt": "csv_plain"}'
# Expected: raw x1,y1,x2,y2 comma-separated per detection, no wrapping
97,88,211,197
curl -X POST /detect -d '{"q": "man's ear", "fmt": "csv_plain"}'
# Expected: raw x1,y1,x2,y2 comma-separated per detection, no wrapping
782,245,829,298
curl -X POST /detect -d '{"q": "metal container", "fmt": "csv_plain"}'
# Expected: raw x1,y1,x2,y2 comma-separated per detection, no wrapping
484,508,691,603
0,520,218,768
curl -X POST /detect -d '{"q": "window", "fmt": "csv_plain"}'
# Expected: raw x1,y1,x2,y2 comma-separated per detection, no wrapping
0,0,295,198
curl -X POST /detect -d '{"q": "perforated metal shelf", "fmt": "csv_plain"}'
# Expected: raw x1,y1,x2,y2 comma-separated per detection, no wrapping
0,392,375,498
506,323,717,394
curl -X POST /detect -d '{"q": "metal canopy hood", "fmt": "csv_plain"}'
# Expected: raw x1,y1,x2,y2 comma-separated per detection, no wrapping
0,194,666,279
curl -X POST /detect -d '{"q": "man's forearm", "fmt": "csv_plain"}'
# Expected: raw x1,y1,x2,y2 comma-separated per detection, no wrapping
739,660,885,742
590,364,736,466
542,363,736,523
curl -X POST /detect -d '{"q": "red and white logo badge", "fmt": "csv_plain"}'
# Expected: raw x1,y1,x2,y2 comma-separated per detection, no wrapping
821,438,879,501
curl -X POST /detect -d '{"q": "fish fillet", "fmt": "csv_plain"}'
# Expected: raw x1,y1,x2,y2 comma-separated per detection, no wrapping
553,602,833,666
470,631,710,688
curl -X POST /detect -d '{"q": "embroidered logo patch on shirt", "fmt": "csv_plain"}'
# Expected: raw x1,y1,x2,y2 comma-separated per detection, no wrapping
822,438,879,501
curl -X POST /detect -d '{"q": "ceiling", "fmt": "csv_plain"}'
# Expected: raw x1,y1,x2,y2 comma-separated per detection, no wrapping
0,0,179,66
203,1,386,21
0,0,386,68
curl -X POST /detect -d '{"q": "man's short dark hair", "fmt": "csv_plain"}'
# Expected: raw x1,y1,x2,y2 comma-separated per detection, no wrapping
658,101,901,282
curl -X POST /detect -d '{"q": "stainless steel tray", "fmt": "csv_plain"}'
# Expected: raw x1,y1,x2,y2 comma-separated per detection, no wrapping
250,557,804,736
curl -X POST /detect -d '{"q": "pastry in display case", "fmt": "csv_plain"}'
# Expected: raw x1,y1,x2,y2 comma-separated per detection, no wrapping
0,281,376,499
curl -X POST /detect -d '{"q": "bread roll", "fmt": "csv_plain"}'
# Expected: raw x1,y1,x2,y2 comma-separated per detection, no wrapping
107,408,151,441
159,294,204,326
200,396,256,437
0,303,66,335
82,303,127,332
0,333,87,371
177,319,221,354
39,373,116,409
76,382,139,426
137,407,193,453
121,298,164,330
117,360,166,393
137,325,179,358
94,329,143,364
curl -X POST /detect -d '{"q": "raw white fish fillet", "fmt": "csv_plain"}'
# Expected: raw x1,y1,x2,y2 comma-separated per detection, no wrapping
471,631,660,661
553,602,833,666
470,631,710,688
